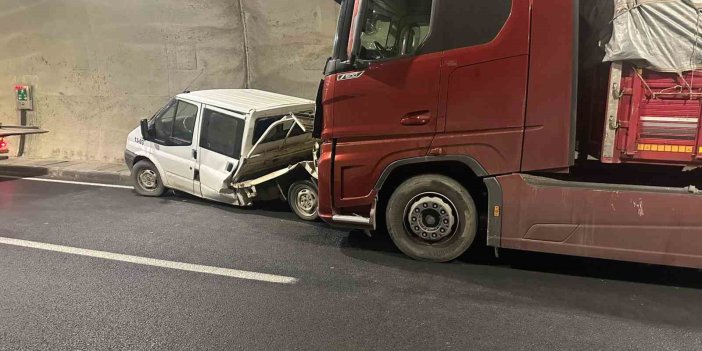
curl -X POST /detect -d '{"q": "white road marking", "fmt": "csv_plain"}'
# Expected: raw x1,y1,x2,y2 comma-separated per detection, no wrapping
0,237,298,285
0,175,133,189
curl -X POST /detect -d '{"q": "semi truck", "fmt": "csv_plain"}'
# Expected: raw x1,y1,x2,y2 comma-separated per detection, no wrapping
314,0,702,268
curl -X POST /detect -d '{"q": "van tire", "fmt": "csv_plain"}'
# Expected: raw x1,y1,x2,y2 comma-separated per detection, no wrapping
288,180,319,221
132,160,167,197
386,175,477,263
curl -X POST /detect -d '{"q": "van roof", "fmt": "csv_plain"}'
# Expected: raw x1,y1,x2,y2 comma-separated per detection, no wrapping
177,89,314,114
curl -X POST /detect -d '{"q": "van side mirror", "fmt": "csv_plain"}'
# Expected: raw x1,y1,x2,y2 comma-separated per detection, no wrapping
140,119,150,140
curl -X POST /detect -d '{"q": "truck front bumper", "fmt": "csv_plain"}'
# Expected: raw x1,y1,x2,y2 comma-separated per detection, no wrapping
328,197,377,230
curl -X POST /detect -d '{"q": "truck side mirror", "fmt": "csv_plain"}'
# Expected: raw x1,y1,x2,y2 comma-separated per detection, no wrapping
140,119,150,140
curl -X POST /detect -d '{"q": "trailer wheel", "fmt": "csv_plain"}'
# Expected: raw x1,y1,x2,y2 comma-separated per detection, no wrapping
288,180,319,221
386,175,477,262
132,160,167,197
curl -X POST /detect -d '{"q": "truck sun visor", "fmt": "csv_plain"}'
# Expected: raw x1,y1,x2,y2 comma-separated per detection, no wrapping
603,0,702,73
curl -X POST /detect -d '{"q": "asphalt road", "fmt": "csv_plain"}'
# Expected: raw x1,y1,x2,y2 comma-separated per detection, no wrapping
1,177,702,350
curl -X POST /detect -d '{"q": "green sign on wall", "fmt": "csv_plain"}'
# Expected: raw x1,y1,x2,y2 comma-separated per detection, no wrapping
17,87,28,102
15,85,33,110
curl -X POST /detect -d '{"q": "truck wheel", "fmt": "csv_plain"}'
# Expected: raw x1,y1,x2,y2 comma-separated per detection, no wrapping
132,160,167,197
288,180,319,221
386,175,477,262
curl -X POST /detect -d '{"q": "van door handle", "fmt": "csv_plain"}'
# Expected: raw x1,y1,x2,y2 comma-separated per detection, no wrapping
401,111,431,126
192,150,198,159
226,162,234,172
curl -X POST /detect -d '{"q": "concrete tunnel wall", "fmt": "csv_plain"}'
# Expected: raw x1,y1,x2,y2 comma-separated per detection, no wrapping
0,0,338,163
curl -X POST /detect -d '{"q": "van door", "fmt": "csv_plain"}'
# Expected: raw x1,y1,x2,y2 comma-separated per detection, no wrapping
149,99,200,193
196,106,247,204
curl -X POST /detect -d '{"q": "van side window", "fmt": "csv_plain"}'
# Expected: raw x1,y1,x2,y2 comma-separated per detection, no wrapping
171,101,198,144
200,109,245,159
253,116,304,145
358,0,433,61
151,99,197,146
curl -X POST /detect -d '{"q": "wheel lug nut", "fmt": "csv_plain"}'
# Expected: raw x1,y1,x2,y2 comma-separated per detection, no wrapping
411,217,417,222
432,234,438,238
422,233,428,237
443,219,449,224
414,209,420,213
423,204,428,208
433,204,438,208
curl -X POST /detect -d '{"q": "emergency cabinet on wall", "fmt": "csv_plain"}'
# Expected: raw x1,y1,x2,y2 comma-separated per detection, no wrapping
14,85,33,111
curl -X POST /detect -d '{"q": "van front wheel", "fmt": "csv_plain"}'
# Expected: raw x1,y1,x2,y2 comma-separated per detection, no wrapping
386,175,477,262
132,160,167,197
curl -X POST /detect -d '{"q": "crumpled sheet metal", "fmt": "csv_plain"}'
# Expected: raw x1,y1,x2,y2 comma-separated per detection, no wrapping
604,0,702,73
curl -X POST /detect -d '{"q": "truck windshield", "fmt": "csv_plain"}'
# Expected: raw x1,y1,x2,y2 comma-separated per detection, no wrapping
328,0,432,65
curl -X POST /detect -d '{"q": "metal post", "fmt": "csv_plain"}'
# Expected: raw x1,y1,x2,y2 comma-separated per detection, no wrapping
17,110,26,157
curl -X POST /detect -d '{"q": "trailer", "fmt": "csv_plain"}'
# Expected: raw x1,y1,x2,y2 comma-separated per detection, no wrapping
314,0,702,268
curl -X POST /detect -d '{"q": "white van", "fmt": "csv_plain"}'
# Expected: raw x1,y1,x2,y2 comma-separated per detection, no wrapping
124,89,319,220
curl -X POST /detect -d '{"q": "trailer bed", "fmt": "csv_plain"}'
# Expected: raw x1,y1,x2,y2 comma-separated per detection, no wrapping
601,63,702,167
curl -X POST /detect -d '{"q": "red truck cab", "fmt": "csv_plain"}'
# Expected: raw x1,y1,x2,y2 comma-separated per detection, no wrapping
315,0,702,268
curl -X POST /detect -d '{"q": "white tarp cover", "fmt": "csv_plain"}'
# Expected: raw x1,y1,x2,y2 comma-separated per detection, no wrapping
603,0,702,73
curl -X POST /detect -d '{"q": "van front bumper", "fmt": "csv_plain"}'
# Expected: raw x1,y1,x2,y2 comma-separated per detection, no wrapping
124,150,137,171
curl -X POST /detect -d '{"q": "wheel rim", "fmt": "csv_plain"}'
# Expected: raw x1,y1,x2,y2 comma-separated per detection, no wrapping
295,187,318,216
404,192,458,243
138,169,159,190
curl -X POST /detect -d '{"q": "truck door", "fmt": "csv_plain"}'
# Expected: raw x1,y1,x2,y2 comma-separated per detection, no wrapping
330,0,440,207
149,99,200,194
196,106,246,204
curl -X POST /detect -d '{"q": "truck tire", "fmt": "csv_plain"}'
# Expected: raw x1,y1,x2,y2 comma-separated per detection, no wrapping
132,160,167,197
288,180,319,221
386,174,477,262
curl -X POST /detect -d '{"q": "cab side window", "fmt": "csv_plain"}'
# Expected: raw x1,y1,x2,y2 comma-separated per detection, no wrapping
358,0,433,61
418,0,512,54
172,101,198,144
151,100,198,146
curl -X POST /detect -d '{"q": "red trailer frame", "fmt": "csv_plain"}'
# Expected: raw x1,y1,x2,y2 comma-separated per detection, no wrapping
601,63,702,166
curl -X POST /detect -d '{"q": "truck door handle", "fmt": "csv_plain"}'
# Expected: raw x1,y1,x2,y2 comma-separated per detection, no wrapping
192,150,197,159
401,111,431,126
226,162,234,172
